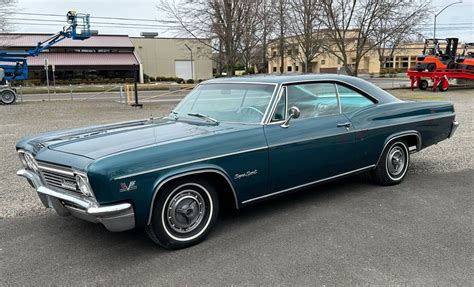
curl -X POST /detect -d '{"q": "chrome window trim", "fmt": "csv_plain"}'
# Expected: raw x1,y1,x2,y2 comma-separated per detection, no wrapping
264,78,383,125
147,169,238,224
114,146,268,180
241,165,376,204
185,81,279,126
375,130,422,166
269,86,287,124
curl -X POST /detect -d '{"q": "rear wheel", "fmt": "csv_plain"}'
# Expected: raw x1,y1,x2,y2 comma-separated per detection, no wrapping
146,179,219,250
1,89,16,105
419,79,429,90
372,140,410,186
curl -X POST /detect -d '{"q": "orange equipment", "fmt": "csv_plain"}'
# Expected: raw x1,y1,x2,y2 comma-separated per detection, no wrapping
415,38,459,72
456,43,474,71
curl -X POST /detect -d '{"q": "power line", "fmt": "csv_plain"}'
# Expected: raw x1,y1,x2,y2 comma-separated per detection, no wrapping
10,12,179,24
4,17,182,28
7,22,180,31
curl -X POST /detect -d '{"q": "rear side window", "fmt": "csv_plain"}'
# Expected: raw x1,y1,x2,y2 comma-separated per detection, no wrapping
336,84,374,113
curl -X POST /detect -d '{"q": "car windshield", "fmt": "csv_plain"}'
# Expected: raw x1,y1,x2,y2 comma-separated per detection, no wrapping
171,83,276,123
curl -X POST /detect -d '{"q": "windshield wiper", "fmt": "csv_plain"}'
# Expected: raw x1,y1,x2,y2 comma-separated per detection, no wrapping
187,113,219,124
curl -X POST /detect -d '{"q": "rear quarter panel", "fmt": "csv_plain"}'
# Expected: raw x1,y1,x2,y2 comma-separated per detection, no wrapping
347,101,455,167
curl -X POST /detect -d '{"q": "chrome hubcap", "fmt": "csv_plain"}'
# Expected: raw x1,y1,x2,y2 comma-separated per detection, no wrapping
387,146,405,176
2,92,13,102
166,189,205,234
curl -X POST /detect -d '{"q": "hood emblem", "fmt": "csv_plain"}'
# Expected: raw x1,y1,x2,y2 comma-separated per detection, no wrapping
119,181,137,192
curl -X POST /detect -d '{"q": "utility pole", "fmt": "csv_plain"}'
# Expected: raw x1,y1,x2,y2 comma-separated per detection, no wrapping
44,58,50,101
434,1,462,39
184,43,194,81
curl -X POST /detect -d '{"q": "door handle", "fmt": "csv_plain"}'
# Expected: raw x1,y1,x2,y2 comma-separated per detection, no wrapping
337,122,351,128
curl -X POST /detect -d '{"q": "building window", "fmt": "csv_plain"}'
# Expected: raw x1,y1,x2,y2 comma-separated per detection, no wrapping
272,50,277,57
295,65,299,72
287,66,292,72
321,59,326,65
273,67,277,72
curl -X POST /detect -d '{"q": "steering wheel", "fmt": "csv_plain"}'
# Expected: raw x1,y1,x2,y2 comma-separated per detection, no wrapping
237,106,264,118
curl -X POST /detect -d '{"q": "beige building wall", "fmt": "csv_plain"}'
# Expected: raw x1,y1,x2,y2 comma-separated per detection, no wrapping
130,37,213,80
268,40,426,75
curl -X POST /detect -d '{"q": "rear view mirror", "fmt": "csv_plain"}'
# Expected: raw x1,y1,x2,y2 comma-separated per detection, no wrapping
281,106,301,128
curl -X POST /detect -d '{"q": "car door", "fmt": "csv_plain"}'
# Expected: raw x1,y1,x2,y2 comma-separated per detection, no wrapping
263,82,359,194
335,83,378,167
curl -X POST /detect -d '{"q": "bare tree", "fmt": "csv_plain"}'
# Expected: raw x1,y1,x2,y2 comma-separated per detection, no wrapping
273,0,289,73
287,0,324,73
238,1,261,73
373,1,429,72
255,0,274,73
319,0,429,76
160,0,250,76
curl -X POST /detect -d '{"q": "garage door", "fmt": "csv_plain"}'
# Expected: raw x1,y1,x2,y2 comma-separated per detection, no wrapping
175,60,194,80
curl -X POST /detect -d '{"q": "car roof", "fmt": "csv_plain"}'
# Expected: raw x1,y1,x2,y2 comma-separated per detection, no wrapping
204,73,359,84
202,74,400,104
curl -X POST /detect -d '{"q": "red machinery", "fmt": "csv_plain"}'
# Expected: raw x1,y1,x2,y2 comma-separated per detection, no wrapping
407,68,474,92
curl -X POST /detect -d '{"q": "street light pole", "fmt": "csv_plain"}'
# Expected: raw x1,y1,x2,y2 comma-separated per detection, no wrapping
433,1,463,39
184,44,194,81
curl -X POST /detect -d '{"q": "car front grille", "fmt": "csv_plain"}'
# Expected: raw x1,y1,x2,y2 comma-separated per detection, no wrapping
37,162,80,193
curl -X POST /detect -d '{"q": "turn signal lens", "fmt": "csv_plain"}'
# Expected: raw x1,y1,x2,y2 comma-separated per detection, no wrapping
75,174,93,197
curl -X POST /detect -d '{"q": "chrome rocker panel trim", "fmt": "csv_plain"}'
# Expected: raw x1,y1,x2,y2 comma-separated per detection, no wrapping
17,169,135,232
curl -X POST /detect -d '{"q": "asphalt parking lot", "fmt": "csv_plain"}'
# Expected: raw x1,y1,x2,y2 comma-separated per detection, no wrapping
0,88,472,285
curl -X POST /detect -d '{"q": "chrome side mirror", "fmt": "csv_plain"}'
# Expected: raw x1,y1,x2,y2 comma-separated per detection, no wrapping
281,106,300,128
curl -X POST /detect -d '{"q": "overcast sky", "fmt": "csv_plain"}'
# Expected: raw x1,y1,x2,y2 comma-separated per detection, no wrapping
11,0,474,42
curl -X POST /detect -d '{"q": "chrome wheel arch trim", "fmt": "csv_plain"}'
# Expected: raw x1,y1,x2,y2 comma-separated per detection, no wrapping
376,130,421,167
148,168,239,225
160,182,214,242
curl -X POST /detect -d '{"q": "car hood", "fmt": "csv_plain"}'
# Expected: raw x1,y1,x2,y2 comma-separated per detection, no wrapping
21,118,237,160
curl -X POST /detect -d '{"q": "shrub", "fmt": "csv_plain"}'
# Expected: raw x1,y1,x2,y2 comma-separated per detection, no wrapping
186,79,195,84
176,78,184,84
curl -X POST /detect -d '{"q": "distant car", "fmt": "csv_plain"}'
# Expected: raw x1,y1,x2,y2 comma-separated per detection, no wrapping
16,74,459,249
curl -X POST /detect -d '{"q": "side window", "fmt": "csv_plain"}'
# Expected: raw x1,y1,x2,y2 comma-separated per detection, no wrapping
286,83,339,119
272,87,286,121
337,84,374,113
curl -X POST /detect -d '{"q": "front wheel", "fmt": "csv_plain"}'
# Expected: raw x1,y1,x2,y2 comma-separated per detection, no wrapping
1,89,16,105
372,140,410,186
146,179,219,250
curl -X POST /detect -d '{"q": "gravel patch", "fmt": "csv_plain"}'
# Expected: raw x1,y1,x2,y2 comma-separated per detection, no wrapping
1,90,472,219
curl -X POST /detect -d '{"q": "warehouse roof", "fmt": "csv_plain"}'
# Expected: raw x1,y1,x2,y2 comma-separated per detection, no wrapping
0,33,134,48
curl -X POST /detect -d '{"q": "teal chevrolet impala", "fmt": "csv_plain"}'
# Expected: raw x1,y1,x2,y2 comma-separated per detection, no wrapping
16,74,459,249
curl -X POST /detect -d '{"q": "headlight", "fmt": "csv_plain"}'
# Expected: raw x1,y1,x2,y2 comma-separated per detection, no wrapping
23,152,39,172
75,173,93,197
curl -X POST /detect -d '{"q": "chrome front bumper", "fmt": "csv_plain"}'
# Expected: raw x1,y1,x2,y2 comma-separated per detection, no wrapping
17,169,135,232
449,120,459,138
